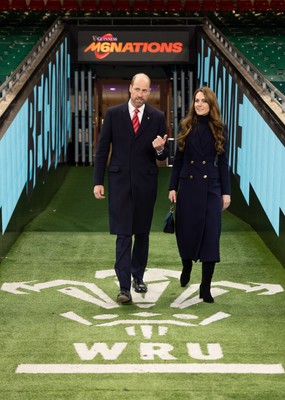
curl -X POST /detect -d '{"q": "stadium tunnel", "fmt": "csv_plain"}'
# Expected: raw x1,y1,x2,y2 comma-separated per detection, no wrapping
0,0,284,266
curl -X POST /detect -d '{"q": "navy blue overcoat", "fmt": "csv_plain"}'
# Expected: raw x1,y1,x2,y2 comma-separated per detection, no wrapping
94,101,168,235
169,117,231,262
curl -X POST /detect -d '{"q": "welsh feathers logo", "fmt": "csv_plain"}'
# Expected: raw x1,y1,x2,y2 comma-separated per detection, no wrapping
1,268,283,326
1,268,284,375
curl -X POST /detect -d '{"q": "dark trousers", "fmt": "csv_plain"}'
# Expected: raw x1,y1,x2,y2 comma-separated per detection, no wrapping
115,233,149,290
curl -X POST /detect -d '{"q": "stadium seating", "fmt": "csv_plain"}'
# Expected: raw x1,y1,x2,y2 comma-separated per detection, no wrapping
115,1,130,11
270,0,285,10
218,0,236,10
10,0,28,10
150,0,166,12
202,0,218,11
167,0,184,12
0,1,284,96
236,0,254,11
214,17,285,94
97,0,114,11
253,0,271,10
0,23,45,83
132,0,150,11
184,0,202,12
45,0,63,10
62,0,79,11
0,0,9,10
4,0,285,12
28,0,45,10
80,0,97,11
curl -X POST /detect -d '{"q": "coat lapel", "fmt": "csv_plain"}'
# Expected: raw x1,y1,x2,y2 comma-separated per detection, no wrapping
121,103,136,136
189,131,204,157
135,104,152,137
188,125,215,157
121,103,153,138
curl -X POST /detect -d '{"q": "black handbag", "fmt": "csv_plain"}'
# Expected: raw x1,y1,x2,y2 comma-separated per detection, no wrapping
163,205,175,234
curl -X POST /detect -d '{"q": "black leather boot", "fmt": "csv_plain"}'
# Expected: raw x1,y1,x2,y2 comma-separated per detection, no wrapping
180,259,192,287
199,262,215,303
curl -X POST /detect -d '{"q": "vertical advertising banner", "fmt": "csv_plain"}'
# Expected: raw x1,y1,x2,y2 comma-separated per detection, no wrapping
0,37,70,235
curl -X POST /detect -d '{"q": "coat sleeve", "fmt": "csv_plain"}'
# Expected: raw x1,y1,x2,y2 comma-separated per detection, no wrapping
93,109,112,186
169,147,184,191
218,125,231,195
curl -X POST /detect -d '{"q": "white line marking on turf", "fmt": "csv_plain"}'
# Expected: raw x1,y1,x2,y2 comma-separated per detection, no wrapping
140,325,153,339
125,325,168,338
93,314,118,320
173,314,199,320
60,312,92,326
199,312,231,326
95,320,197,327
15,363,285,374
131,312,161,317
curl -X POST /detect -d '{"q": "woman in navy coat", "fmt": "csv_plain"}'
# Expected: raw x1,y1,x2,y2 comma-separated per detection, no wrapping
169,87,231,303
94,73,168,304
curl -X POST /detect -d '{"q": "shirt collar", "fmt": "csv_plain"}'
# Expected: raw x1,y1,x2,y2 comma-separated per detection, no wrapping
128,100,145,114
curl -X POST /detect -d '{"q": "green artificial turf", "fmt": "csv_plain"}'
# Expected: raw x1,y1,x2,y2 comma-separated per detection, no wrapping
0,167,284,399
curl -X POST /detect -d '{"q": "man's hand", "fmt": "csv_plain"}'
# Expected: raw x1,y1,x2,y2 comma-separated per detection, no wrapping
152,134,168,152
94,185,105,199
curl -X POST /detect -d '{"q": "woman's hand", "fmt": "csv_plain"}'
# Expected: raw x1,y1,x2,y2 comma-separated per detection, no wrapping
169,190,177,203
222,194,231,210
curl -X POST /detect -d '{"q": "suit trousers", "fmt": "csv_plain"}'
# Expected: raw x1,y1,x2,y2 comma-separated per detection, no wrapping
115,233,149,290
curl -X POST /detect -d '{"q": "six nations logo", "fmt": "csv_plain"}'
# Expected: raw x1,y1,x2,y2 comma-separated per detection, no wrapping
1,268,284,375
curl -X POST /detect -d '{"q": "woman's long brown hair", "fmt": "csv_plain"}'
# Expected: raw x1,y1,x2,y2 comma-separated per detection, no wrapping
177,87,225,153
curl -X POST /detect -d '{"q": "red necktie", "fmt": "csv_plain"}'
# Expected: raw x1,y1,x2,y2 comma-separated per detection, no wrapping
132,108,140,134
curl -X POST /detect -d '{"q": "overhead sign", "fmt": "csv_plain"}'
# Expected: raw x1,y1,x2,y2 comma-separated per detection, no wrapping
78,30,191,63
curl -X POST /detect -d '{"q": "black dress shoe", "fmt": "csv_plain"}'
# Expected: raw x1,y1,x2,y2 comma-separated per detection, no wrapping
132,278,148,293
117,289,132,305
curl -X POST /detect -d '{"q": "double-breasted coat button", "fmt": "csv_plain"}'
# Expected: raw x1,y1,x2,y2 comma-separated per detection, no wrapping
190,160,194,164
203,175,208,179
189,175,193,179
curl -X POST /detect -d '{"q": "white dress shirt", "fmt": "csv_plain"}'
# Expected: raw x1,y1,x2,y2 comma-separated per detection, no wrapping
128,101,145,123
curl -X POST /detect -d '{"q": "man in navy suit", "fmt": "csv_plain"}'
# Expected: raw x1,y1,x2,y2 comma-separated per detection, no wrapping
93,73,168,304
